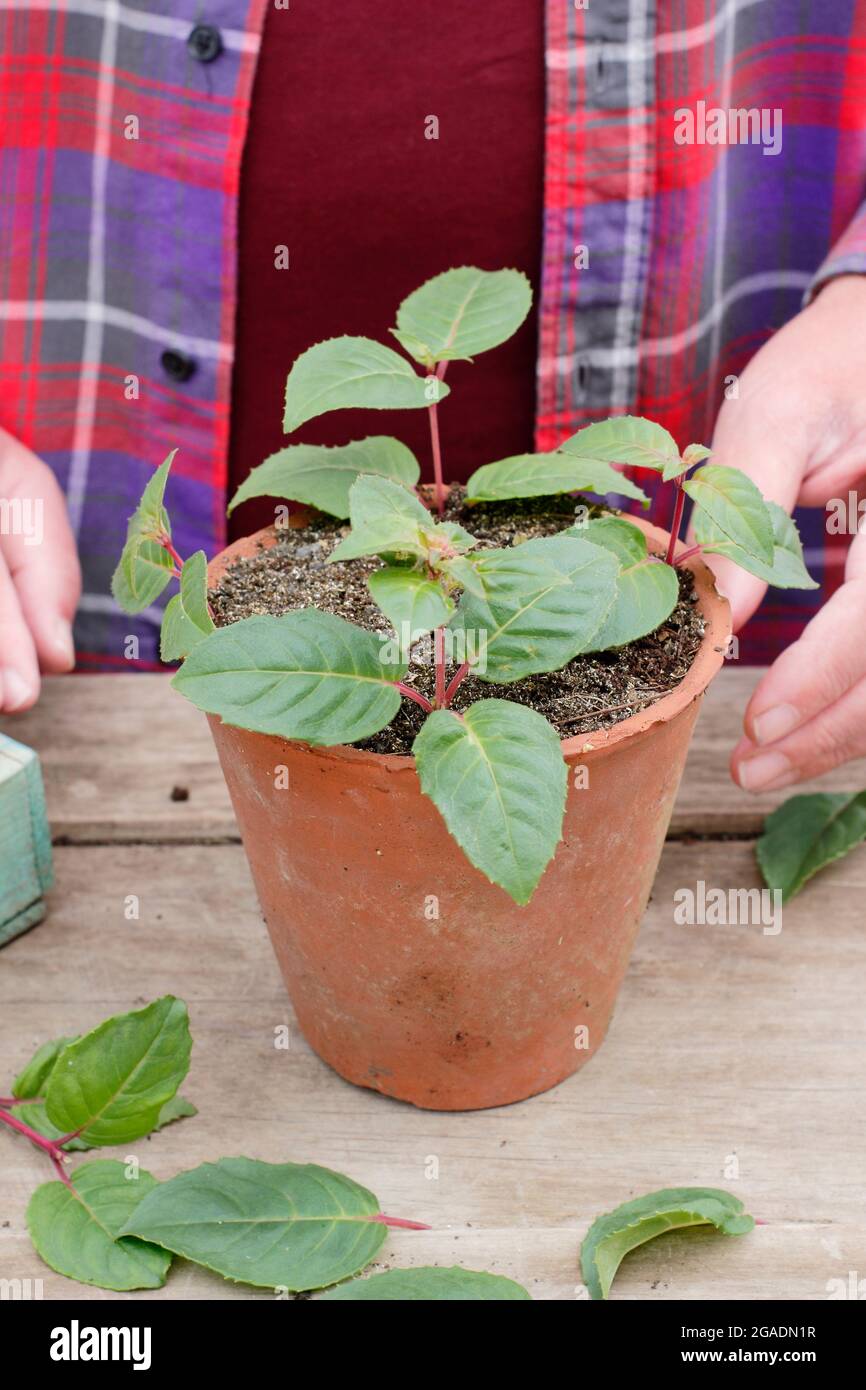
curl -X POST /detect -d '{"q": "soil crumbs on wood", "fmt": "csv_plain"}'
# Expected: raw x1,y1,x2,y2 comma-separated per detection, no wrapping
209,488,706,755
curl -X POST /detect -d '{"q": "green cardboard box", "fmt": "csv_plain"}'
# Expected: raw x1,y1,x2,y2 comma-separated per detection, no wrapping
0,732,54,947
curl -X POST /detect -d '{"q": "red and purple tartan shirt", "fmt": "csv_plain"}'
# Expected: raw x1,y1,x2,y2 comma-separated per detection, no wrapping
1,0,866,668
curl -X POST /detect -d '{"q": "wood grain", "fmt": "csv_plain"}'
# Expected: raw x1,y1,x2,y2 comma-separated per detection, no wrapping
3,672,865,843
2,838,864,1300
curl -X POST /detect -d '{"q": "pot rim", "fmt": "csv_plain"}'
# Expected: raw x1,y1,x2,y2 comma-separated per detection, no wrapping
208,511,731,767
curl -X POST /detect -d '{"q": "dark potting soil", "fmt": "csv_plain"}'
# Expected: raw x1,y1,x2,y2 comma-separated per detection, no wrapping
209,488,707,755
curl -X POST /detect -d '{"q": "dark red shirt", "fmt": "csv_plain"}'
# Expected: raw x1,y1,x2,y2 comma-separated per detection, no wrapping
228,0,544,538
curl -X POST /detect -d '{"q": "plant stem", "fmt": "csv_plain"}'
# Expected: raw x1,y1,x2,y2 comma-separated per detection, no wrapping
371,1213,431,1230
443,661,470,707
50,1153,75,1190
424,360,450,517
160,534,185,573
427,399,445,517
434,628,446,708
674,543,702,564
665,480,687,566
396,682,433,713
0,1104,64,1157
0,1099,76,1189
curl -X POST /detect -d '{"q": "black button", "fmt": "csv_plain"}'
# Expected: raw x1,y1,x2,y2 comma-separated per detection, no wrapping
160,349,196,383
187,24,223,63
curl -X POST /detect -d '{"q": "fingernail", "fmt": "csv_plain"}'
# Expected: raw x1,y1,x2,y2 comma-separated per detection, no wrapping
738,750,795,792
2,668,35,712
53,617,75,670
752,703,801,746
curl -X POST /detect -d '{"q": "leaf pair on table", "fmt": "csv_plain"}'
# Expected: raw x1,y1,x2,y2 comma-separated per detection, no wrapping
28,1161,172,1291
34,1151,529,1297
15,996,191,1146
121,1156,532,1297
17,997,195,1291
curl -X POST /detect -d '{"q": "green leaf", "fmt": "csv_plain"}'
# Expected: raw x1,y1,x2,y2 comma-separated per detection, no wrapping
683,464,774,564
111,451,178,614
328,474,437,563
173,608,405,746
413,699,567,904
434,521,478,554
571,517,679,650
560,416,681,474
661,443,711,482
154,1094,198,1126
694,499,818,590
160,551,215,662
283,336,448,433
465,452,649,505
368,568,454,647
227,437,421,519
450,534,619,682
121,1157,387,1292
440,554,486,597
392,266,532,364
44,996,192,1147
682,443,712,465
756,791,866,902
581,1187,755,1301
112,536,174,615
130,450,176,537
11,1094,197,1153
12,1036,78,1099
320,1266,532,1300
27,1160,172,1292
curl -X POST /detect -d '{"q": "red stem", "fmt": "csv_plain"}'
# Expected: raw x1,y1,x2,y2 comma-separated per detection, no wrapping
434,628,446,708
396,682,433,713
160,534,185,573
427,400,445,517
50,1152,75,1190
370,1213,431,1231
665,480,687,566
0,1104,65,1158
0,1099,77,1190
443,661,470,707
674,543,702,564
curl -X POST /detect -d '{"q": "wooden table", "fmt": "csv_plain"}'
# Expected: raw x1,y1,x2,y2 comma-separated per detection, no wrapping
2,671,865,1301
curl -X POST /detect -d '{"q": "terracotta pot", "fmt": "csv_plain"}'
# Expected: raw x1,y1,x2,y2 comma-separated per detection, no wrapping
205,517,730,1111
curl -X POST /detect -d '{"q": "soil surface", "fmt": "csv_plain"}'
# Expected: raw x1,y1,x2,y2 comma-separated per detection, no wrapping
209,488,706,754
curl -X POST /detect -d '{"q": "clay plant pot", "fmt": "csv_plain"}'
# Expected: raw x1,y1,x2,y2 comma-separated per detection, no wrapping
205,517,730,1111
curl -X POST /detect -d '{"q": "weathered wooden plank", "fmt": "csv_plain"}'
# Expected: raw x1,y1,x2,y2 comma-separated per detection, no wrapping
3,672,864,842
0,675,233,843
2,839,863,1299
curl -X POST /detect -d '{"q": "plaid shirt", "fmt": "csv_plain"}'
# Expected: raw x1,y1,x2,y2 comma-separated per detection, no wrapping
1,1,865,668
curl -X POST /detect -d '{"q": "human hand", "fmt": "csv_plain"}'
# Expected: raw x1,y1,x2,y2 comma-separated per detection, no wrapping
697,275,866,792
0,426,80,712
